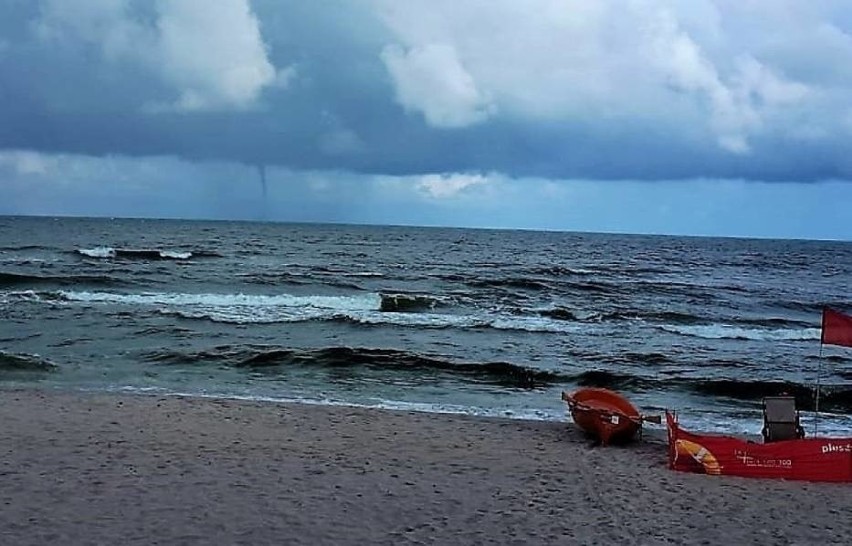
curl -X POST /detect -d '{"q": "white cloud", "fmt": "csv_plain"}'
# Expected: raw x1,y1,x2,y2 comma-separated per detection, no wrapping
372,171,495,200
381,43,495,128
416,173,490,198
34,0,150,60
645,7,750,151
375,0,815,152
646,9,810,153
153,0,278,111
15,0,852,177
35,0,287,111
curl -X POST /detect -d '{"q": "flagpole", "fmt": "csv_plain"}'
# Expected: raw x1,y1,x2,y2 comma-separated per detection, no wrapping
814,306,827,437
814,342,822,437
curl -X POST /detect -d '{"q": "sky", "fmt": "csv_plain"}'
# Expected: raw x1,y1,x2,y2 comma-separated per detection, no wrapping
1,0,851,240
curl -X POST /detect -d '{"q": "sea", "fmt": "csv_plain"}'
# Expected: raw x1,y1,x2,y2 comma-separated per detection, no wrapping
1,215,850,436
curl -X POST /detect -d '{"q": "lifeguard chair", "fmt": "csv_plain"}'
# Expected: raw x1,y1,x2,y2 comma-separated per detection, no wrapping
761,396,805,443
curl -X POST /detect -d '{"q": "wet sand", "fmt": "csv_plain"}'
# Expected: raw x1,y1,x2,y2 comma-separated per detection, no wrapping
1,390,849,545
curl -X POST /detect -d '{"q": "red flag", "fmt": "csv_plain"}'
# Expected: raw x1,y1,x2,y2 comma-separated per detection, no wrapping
821,308,852,348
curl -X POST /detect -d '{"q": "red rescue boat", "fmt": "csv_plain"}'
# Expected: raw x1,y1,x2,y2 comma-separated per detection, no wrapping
664,308,852,482
667,411,851,483
561,388,659,445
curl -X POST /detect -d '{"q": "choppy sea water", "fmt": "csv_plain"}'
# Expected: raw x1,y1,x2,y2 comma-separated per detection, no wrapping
1,216,850,436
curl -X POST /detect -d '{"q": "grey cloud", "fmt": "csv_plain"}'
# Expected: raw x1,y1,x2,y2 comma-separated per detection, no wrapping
0,0,851,182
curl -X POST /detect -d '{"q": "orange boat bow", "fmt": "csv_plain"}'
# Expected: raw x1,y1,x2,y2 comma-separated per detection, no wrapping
562,388,647,445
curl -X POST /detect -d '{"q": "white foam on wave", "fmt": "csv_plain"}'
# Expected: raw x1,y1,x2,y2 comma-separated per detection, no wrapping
565,268,596,275
76,247,193,260
159,250,192,260
53,289,583,333
660,324,821,341
1,290,49,304
345,272,384,278
0,258,47,265
62,291,378,307
346,311,586,333
489,316,586,333
77,246,116,259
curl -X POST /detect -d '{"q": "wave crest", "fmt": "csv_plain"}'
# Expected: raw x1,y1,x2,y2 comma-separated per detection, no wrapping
76,247,221,260
144,346,562,389
659,324,820,341
0,351,58,372
379,293,440,312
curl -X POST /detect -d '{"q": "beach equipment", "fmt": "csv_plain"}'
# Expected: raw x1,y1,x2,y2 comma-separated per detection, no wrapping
561,387,660,445
762,396,805,442
666,410,851,482
666,307,852,482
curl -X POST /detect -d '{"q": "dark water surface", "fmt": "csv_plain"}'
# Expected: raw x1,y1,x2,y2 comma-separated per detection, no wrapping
1,216,850,434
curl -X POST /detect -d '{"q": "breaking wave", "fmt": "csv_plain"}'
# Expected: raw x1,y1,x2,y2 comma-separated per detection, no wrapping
658,324,821,342
139,345,852,412
60,291,380,324
379,293,441,312
143,346,562,389
536,307,604,322
0,351,58,372
76,247,221,260
571,370,852,412
26,289,586,333
532,307,811,331
11,286,827,339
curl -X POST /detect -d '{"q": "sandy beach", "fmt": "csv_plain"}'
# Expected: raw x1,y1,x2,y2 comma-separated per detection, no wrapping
1,390,849,545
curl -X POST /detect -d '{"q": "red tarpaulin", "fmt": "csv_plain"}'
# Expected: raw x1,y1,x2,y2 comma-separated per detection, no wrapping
822,307,852,348
666,412,852,483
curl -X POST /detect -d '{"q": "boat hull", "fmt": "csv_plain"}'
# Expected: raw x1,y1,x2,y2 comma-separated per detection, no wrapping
562,388,642,445
666,412,852,483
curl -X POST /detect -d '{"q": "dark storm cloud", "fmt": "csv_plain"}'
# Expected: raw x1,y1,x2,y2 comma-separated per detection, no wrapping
1,0,851,182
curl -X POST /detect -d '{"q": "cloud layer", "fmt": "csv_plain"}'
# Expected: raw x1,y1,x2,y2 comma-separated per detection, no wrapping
34,0,285,111
1,0,851,182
